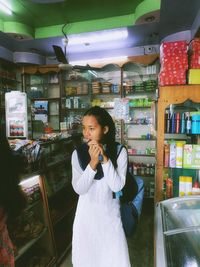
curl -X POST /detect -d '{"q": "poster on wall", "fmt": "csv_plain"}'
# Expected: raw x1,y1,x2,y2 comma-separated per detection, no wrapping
33,100,48,124
5,91,28,138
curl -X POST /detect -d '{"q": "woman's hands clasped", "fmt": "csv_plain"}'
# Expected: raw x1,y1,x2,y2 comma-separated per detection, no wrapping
87,141,108,170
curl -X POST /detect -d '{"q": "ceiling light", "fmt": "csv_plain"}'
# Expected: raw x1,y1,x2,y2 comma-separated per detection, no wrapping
0,1,12,15
69,56,128,66
68,28,128,45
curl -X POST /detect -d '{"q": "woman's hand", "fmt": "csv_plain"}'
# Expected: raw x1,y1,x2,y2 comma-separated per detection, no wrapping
88,141,108,169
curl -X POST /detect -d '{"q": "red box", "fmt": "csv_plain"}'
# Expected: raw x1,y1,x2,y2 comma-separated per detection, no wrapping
190,39,200,51
160,41,188,54
159,70,186,86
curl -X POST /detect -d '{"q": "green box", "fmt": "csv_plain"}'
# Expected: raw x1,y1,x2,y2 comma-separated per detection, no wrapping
191,145,200,169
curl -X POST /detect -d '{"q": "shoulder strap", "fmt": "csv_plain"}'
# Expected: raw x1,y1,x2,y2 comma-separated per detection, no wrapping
116,143,126,159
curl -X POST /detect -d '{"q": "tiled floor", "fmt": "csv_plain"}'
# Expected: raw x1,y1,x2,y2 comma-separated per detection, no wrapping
59,199,154,267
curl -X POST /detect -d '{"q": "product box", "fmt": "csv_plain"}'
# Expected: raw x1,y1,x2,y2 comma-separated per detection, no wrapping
191,145,200,168
160,41,188,54
189,38,200,51
183,144,193,168
159,70,186,86
169,142,176,168
183,145,200,169
188,69,200,84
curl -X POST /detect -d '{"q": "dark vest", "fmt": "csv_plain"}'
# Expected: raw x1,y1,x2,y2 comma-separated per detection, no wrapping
76,143,104,180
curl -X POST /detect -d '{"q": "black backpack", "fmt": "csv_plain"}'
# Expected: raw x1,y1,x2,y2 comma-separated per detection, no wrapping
115,144,144,236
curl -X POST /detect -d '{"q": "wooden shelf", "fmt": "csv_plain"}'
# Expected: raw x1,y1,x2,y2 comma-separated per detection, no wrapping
156,85,200,202
126,137,156,141
128,153,155,157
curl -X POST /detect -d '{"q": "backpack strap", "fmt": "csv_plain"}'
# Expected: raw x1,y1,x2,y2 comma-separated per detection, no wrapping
114,143,127,199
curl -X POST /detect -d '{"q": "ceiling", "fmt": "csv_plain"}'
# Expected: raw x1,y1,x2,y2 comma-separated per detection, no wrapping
0,0,200,65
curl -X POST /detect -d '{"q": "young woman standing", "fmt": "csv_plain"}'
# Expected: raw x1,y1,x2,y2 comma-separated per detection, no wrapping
71,106,131,267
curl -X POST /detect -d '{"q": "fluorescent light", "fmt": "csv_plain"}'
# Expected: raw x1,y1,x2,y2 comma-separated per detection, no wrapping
0,1,12,15
70,56,128,66
68,28,128,45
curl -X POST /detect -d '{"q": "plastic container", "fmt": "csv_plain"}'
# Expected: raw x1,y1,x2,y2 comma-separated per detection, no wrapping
191,114,200,134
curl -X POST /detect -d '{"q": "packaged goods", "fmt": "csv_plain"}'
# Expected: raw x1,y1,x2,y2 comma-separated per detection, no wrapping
160,41,188,54
166,178,173,198
185,176,192,196
176,142,184,168
179,176,186,196
169,142,176,168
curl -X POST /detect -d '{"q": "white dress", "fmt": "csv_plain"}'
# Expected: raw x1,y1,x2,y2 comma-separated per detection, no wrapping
71,147,131,267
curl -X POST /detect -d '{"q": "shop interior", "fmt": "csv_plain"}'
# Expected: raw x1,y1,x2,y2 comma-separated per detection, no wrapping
0,0,200,266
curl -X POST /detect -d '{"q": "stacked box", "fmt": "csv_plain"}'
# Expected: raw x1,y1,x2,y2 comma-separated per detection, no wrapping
189,38,200,69
159,41,188,86
188,69,200,84
183,144,200,169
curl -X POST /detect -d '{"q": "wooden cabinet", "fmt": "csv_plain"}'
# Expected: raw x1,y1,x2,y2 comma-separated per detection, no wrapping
156,85,200,202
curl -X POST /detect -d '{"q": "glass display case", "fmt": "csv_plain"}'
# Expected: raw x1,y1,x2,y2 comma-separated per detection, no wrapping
156,196,200,267
40,137,78,264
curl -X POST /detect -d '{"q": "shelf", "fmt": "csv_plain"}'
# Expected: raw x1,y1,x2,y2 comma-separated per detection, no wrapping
135,174,155,178
124,122,152,125
129,106,152,109
64,107,89,111
164,166,200,170
15,227,47,261
26,82,59,86
128,153,155,157
65,93,89,97
0,76,21,83
92,92,120,96
126,137,156,141
125,90,156,95
31,98,60,101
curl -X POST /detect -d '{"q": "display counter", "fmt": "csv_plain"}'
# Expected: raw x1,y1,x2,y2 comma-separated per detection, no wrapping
155,196,200,267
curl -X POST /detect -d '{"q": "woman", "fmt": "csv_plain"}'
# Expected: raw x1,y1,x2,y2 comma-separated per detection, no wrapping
71,106,131,267
0,128,27,266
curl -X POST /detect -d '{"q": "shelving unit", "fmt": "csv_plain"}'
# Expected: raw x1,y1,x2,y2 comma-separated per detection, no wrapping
156,85,200,202
0,60,22,130
22,65,61,139
121,61,158,198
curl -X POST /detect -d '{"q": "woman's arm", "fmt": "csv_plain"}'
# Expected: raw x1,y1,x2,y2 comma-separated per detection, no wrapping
102,147,128,192
71,150,96,195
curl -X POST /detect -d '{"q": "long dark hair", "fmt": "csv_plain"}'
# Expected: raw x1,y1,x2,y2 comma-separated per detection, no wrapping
0,129,27,220
83,106,118,167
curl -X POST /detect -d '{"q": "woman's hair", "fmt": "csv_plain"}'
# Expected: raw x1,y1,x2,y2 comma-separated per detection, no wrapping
83,106,118,167
0,128,27,220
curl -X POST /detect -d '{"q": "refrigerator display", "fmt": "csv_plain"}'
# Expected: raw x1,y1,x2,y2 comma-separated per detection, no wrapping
5,91,28,138
156,196,200,267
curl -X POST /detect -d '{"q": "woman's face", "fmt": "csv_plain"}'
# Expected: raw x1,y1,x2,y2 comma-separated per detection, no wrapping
82,115,107,142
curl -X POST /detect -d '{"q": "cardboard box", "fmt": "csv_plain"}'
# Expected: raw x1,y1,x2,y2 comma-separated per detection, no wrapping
191,145,200,168
188,69,200,84
183,144,193,168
